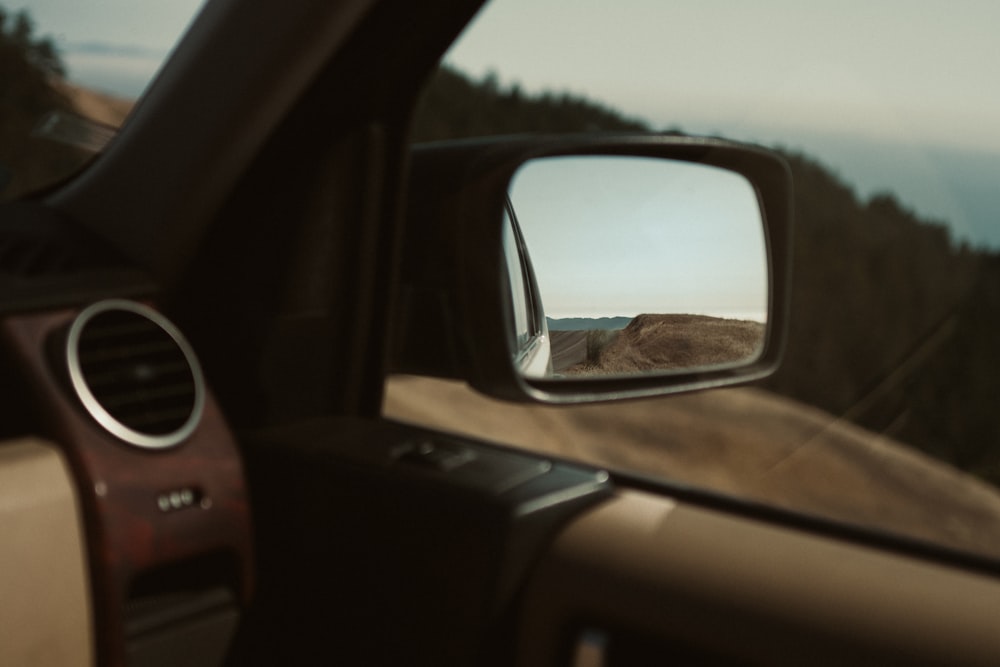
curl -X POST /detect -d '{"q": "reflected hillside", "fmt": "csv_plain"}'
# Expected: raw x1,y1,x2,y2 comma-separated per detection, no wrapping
414,65,1000,485
549,314,764,375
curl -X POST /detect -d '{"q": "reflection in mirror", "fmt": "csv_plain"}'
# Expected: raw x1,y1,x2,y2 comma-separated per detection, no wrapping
508,155,768,379
503,200,552,378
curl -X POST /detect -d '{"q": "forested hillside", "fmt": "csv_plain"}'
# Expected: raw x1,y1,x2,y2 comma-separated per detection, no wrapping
0,7,83,199
412,66,649,140
414,65,1000,483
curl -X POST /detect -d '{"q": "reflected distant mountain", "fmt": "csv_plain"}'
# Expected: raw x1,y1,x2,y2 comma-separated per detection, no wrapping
547,316,632,331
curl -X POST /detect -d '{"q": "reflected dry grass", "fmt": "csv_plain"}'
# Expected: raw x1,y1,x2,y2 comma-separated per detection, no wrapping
384,375,1000,559
560,314,764,375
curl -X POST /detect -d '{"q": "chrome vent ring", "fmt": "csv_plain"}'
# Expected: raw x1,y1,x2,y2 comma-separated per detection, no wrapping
66,299,205,450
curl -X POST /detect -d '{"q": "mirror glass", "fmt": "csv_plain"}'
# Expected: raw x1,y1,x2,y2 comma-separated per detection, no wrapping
507,155,768,378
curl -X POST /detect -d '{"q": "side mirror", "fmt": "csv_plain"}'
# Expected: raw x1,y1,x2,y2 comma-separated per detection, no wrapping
393,134,792,404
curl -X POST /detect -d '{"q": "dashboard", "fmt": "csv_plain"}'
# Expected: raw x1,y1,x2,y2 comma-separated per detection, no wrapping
0,210,251,666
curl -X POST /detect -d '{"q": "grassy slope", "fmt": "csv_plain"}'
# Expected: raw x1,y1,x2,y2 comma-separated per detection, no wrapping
569,314,765,374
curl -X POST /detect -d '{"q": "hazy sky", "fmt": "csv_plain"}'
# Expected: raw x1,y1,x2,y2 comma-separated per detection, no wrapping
14,0,202,50
13,0,204,96
15,0,1000,252
447,1,1000,153
25,0,1000,151
510,156,768,319
442,0,1000,316
444,0,1000,248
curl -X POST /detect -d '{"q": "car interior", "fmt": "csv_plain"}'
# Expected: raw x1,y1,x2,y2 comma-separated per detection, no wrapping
3,0,1000,666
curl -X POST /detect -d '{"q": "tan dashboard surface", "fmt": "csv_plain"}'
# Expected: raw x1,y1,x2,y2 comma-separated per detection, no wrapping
517,489,1000,666
0,438,93,666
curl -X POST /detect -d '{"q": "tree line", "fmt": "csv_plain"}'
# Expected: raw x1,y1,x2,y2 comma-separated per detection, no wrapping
0,6,81,199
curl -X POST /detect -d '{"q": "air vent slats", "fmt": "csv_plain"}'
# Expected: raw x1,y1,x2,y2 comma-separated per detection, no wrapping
83,363,193,391
65,300,206,450
90,381,196,411
79,340,181,364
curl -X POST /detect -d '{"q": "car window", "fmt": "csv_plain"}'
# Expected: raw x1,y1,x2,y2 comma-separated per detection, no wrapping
0,0,203,200
388,0,1000,561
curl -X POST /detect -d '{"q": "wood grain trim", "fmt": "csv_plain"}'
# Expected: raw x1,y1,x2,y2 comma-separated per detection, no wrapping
2,308,252,667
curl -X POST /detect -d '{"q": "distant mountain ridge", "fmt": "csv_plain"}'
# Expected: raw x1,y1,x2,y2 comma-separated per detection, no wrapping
547,316,631,331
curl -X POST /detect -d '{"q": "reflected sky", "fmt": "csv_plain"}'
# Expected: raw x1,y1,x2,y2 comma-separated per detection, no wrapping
509,157,768,320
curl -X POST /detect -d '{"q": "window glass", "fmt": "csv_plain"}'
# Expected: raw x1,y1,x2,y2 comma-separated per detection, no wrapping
0,0,204,200
388,0,1000,561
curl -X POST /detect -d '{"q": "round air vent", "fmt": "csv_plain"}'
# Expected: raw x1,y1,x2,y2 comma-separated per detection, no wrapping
65,299,205,450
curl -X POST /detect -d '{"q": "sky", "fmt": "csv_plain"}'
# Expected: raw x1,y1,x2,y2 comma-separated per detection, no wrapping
444,0,1000,249
20,0,1000,150
446,1,1000,152
23,0,1000,155
440,0,1000,316
510,156,768,320
12,0,205,97
13,0,1000,317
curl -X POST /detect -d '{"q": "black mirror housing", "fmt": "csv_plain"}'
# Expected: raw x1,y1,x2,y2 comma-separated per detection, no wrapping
392,134,793,404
